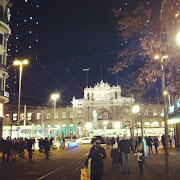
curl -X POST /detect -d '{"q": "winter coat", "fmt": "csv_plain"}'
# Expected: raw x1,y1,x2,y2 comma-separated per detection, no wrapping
111,148,119,159
119,139,133,154
153,138,159,146
86,145,106,177
2,140,11,153
44,140,50,152
147,137,153,146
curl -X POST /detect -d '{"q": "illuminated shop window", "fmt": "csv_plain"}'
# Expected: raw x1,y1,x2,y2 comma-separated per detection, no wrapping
13,114,17,121
27,113,32,120
37,113,41,120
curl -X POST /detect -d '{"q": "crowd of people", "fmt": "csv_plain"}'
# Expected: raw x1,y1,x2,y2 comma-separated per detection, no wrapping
0,136,53,165
85,134,175,180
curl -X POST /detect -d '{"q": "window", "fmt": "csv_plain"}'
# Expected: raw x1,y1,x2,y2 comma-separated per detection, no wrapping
37,113,41,120
55,112,58,119
78,111,82,118
47,113,50,119
20,114,24,120
153,109,157,116
0,33,3,45
27,113,32,120
104,112,108,119
70,112,73,118
62,112,66,118
144,109,148,116
13,114,17,121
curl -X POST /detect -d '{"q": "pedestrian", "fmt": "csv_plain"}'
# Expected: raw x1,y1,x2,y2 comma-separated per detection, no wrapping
153,136,160,154
85,140,106,180
169,135,173,148
105,136,110,150
27,138,33,161
60,136,65,149
44,137,50,160
111,137,115,148
2,137,11,165
119,134,134,174
39,138,43,153
161,135,165,150
137,144,144,174
111,143,119,167
146,136,153,154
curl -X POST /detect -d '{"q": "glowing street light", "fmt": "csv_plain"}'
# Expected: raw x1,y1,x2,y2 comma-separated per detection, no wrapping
51,93,60,129
132,105,140,114
13,59,29,138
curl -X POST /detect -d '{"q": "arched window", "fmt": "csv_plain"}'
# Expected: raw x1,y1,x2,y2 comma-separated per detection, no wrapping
151,121,159,128
144,122,150,128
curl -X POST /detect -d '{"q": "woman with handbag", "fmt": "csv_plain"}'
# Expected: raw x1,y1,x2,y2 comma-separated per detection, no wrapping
153,136,160,154
85,140,106,180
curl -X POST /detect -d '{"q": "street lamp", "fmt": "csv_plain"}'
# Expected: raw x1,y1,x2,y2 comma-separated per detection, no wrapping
51,93,60,128
13,59,29,138
154,54,170,179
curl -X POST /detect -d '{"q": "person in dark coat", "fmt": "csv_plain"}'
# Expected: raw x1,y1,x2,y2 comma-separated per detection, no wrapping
153,136,160,153
146,136,153,154
27,138,33,161
111,143,119,167
85,140,106,180
120,134,134,174
2,137,11,165
161,135,165,150
111,137,115,148
44,137,50,160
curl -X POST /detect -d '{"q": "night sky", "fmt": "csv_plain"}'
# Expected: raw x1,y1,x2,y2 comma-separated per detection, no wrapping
8,0,162,107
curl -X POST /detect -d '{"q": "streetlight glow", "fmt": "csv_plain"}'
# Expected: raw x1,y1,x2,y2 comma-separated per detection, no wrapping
154,55,160,60
163,90,168,96
51,93,60,101
132,105,140,113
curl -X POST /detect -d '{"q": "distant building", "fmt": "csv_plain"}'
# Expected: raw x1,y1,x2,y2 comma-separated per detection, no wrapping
4,81,170,139
0,0,11,138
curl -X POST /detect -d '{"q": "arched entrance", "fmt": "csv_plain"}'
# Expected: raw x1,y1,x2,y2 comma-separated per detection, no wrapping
61,124,67,136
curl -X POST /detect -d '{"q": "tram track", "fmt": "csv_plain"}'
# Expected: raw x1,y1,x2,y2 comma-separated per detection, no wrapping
37,152,89,180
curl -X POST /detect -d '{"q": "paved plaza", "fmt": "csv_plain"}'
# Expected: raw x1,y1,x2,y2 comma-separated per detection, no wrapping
0,145,180,180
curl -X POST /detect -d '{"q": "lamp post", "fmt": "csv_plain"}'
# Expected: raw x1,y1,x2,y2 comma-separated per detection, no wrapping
13,59,29,138
132,105,140,150
154,54,170,180
51,93,60,128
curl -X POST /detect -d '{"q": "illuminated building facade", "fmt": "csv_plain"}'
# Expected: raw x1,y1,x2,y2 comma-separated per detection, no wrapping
0,0,11,138
3,81,169,139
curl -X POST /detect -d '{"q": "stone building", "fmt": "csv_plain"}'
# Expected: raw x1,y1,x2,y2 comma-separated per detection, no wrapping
3,81,168,139
0,0,11,139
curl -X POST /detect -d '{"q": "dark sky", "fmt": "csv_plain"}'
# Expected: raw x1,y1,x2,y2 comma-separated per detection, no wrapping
11,0,162,107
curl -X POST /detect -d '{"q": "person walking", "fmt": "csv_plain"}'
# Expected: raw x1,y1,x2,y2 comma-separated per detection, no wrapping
161,135,165,150
153,136,160,154
27,138,33,161
105,136,110,150
2,137,11,165
44,138,50,160
85,140,106,180
111,137,115,148
137,144,144,174
147,136,153,154
120,134,134,174
111,143,119,167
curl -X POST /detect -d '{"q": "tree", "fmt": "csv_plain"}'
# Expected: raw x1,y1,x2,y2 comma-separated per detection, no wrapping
110,1,180,103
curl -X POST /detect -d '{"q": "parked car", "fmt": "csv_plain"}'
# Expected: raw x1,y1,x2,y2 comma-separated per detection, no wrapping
91,136,105,144
79,137,91,144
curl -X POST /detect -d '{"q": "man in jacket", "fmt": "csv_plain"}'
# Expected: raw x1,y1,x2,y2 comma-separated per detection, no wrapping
86,140,106,180
44,137,50,160
2,137,11,165
147,136,153,154
119,134,134,174
27,138,33,161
